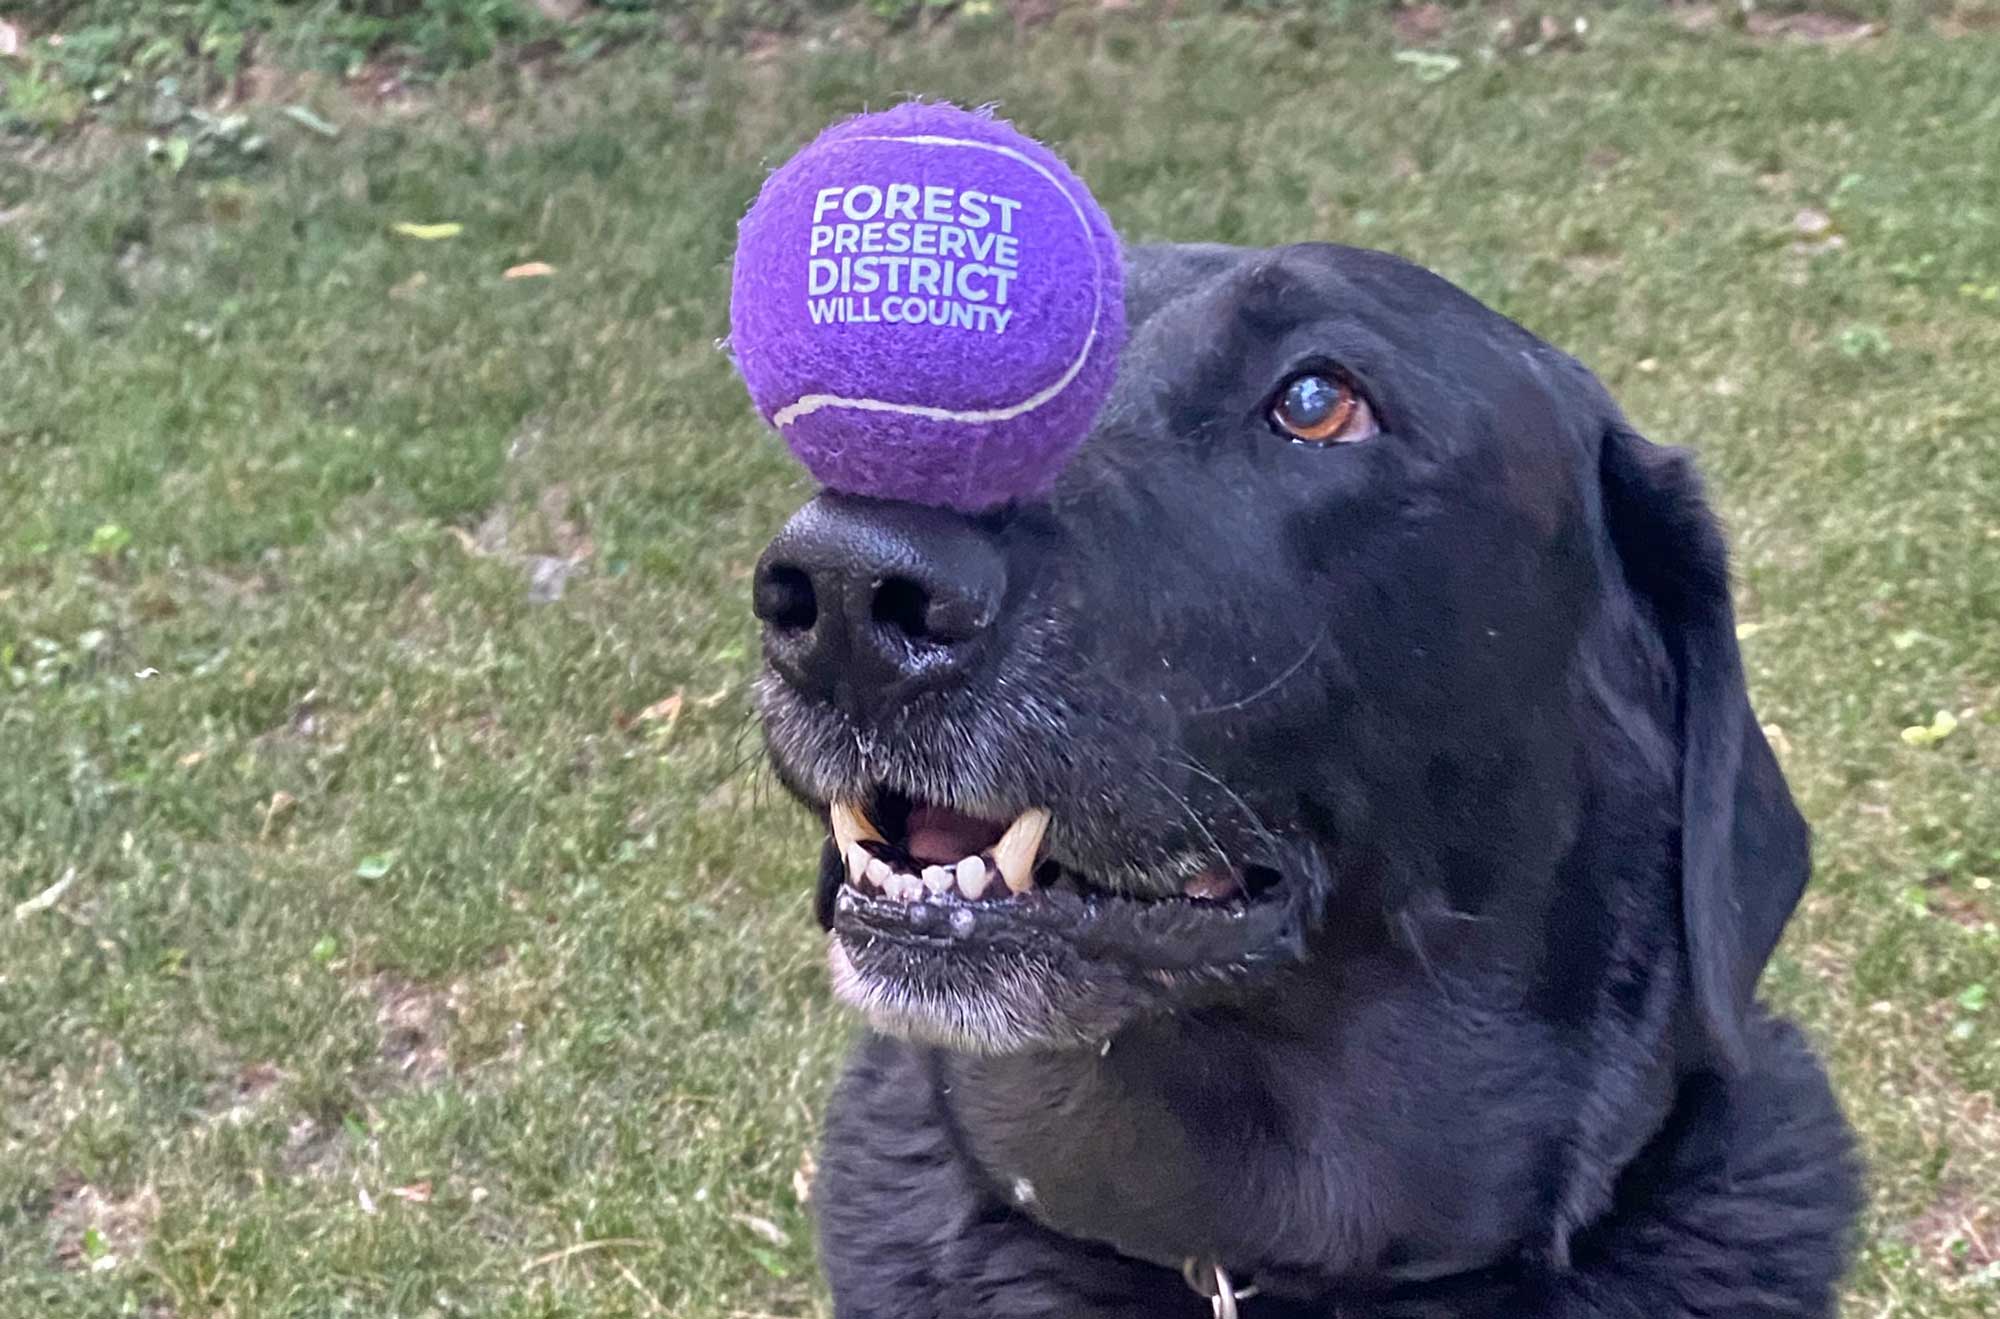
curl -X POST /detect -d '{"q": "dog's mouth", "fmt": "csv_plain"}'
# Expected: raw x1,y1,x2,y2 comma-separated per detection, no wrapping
831,793,1056,904
812,786,1304,1051
825,790,1273,908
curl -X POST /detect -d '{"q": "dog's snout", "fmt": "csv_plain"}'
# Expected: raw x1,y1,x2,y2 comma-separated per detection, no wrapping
754,494,1006,720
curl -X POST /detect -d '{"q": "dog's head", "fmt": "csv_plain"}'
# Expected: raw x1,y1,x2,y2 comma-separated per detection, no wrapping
753,243,1806,1072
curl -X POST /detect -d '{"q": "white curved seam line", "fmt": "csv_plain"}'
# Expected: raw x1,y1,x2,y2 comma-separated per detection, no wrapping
772,131,1105,430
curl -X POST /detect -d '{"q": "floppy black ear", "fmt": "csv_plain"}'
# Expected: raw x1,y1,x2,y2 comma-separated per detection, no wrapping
1600,424,1810,1074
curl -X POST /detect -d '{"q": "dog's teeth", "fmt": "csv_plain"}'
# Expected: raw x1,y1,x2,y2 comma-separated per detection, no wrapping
865,857,893,889
921,865,955,897
846,844,871,884
992,808,1050,895
955,858,991,901
830,800,883,858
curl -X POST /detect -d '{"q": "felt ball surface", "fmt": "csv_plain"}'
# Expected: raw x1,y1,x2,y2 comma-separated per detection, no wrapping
729,102,1125,512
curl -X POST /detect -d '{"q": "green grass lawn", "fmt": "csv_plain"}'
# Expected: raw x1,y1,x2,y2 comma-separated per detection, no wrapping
3,8,1998,1315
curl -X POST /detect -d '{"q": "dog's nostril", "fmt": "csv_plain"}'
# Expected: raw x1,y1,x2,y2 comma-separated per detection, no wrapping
872,576,933,640
757,564,818,632
921,586,992,643
872,575,991,645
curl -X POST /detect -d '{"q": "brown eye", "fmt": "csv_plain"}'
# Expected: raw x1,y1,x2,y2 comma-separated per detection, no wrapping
1270,372,1377,444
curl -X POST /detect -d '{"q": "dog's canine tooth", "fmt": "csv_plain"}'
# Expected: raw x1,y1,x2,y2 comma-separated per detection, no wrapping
830,800,883,857
846,843,871,884
992,808,1050,894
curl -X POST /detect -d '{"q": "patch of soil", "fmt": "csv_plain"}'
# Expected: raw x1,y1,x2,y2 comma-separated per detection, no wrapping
1394,3,1451,45
1909,1177,2000,1276
1674,4,1883,43
202,1060,288,1127
46,1176,159,1273
373,972,455,1087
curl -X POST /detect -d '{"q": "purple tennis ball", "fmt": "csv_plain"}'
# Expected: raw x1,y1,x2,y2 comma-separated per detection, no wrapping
729,102,1125,512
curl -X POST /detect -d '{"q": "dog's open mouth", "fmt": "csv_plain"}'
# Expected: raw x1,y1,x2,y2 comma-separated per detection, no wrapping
828,791,1268,910
816,786,1296,980
811,785,1307,1050
833,795,1057,904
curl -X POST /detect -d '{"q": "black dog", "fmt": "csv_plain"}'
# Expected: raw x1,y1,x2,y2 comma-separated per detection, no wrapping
753,243,1861,1317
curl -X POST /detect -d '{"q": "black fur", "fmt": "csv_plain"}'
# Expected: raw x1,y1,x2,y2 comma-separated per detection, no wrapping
756,244,1861,1317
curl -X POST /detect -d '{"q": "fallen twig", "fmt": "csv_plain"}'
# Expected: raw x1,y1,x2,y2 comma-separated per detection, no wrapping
519,1237,657,1274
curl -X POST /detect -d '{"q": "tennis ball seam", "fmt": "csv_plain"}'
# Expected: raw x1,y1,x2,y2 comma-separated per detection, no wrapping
768,131,1111,431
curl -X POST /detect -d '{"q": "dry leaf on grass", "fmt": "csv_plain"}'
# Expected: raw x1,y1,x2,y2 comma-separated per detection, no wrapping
732,1212,789,1246
13,868,77,920
0,22,24,58
392,222,462,241
793,1147,817,1204
634,691,684,728
504,261,556,279
259,790,298,840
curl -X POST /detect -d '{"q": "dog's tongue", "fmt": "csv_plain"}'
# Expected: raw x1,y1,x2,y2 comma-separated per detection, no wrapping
905,804,1008,865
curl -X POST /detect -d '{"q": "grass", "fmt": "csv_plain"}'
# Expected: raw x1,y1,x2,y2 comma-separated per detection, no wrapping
2,6,1998,1316
0,1,875,136
10,0,2000,133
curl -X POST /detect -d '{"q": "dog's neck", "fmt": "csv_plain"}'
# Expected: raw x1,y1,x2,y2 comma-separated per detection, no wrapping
932,1033,1229,1275
930,975,1544,1289
928,936,1683,1294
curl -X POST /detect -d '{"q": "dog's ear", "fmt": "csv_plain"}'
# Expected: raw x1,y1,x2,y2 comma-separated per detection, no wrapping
1599,424,1810,1074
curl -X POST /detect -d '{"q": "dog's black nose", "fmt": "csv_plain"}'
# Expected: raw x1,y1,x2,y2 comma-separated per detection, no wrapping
754,494,1006,721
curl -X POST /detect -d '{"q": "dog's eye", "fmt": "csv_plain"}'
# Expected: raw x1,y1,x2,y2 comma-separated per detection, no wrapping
1270,373,1377,445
